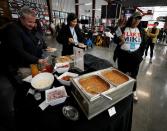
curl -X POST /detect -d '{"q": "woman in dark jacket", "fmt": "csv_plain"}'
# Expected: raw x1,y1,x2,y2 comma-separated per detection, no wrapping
61,13,85,55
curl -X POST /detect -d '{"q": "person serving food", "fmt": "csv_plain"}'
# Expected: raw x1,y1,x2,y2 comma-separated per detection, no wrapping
60,13,86,56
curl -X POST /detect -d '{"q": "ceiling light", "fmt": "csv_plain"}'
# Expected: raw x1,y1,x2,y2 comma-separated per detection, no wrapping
92,8,101,11
85,2,92,6
75,2,92,6
146,71,152,76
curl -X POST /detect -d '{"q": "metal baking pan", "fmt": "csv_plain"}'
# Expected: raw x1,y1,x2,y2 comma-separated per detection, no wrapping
99,67,130,86
71,68,135,119
71,71,114,101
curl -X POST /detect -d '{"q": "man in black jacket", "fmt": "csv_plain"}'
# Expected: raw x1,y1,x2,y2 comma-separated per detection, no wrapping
3,7,48,69
2,6,51,111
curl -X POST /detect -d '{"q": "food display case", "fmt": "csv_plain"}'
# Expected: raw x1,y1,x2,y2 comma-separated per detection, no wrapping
71,67,135,119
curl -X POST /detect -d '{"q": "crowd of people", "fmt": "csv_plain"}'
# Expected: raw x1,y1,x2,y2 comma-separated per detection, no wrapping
0,6,163,120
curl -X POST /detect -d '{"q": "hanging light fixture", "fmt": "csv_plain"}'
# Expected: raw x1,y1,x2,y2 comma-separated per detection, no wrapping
75,2,92,6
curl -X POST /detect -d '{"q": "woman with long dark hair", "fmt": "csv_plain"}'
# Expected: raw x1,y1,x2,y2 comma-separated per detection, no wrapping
114,12,146,101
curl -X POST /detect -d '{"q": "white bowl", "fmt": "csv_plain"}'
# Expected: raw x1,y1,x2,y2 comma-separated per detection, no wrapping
57,72,78,86
45,86,67,106
54,62,70,74
31,72,54,91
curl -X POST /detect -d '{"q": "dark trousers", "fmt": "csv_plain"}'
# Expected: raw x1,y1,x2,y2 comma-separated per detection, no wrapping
145,42,155,58
117,51,140,91
4,65,29,110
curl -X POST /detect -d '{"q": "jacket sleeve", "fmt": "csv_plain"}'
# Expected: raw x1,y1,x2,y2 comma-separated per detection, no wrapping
6,24,39,64
61,26,71,46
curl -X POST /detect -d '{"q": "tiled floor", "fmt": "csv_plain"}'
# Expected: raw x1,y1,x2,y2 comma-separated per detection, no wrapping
0,37,167,131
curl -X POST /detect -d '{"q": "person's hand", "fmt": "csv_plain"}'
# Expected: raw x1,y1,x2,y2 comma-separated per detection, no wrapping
45,47,57,52
68,38,74,44
38,58,48,65
78,43,87,48
119,35,125,46
121,44,129,51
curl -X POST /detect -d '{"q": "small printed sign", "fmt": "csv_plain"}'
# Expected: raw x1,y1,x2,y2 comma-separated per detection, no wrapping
108,107,116,117
73,47,84,71
39,100,49,111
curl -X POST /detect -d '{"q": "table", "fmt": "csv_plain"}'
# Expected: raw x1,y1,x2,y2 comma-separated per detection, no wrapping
14,54,133,131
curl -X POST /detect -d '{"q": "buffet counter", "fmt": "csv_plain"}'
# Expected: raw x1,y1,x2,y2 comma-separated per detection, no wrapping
14,54,133,131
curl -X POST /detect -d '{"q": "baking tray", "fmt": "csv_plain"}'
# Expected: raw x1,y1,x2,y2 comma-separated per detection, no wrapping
71,71,114,101
99,67,129,86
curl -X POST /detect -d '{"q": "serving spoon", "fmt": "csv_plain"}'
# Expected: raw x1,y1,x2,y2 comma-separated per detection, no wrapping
86,86,112,101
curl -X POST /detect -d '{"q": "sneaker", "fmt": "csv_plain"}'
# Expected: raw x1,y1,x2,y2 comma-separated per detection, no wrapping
133,91,138,102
